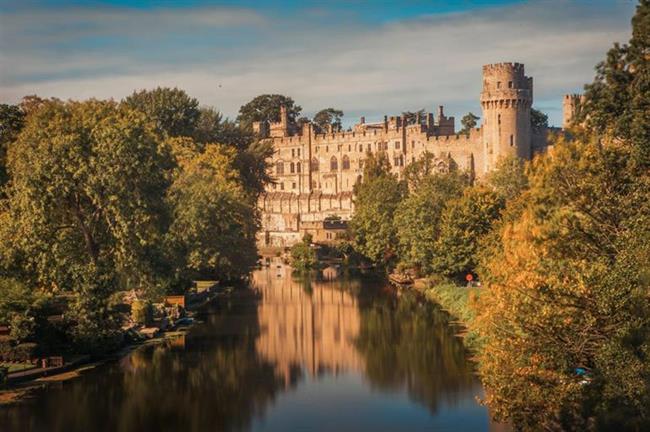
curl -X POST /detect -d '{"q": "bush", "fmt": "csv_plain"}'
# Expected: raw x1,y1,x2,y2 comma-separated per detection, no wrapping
0,340,39,362
290,238,317,270
0,366,8,387
131,300,154,326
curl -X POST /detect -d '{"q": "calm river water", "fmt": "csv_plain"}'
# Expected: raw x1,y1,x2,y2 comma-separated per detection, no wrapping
0,267,495,432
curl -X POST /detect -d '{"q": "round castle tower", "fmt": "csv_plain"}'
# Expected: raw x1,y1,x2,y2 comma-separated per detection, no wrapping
480,63,533,170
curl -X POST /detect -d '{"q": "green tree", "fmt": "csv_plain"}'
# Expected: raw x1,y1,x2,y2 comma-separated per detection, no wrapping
1,100,171,348
123,87,200,138
165,144,258,284
531,108,549,133
313,108,343,132
0,278,48,342
290,234,317,270
401,109,426,125
0,104,25,188
237,94,301,129
350,152,404,267
460,112,480,134
394,171,467,274
485,155,529,201
431,186,504,278
579,0,650,168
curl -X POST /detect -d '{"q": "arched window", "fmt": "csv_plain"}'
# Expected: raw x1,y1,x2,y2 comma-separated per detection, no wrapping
342,155,350,170
290,162,295,173
276,161,284,175
330,156,338,171
311,158,319,172
296,162,301,173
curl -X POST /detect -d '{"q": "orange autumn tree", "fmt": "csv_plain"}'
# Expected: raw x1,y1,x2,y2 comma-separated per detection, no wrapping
475,135,650,430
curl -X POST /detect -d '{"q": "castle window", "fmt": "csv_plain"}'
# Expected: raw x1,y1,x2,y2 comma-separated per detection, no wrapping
395,141,400,149
291,149,295,158
342,155,350,170
412,140,415,149
394,156,400,166
359,144,363,152
497,81,501,89
290,162,295,173
292,182,296,189
510,135,514,146
348,145,351,152
297,148,301,157
276,161,284,175
330,156,338,171
326,146,329,152
311,158,319,172
498,114,501,125
359,160,364,169
280,182,284,190
508,81,513,88
296,162,301,173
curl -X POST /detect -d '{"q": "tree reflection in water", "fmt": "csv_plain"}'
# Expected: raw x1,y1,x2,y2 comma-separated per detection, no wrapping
0,268,485,432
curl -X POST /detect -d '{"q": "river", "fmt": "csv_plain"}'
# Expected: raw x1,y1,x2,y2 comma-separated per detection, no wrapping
0,267,496,432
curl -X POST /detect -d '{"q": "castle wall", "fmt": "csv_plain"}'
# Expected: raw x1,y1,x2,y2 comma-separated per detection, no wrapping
258,62,554,248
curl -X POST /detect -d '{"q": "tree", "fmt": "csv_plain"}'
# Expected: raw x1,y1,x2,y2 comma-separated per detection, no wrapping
192,107,223,145
485,155,529,201
579,0,650,168
431,186,504,278
475,136,650,429
0,104,25,187
165,144,258,284
313,108,344,132
237,94,301,129
460,112,480,134
123,87,200,138
350,152,405,267
290,235,317,270
531,108,549,133
1,100,171,348
0,278,48,342
394,171,467,274
401,109,426,125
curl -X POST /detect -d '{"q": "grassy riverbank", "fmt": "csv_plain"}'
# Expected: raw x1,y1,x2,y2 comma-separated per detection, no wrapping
422,281,482,352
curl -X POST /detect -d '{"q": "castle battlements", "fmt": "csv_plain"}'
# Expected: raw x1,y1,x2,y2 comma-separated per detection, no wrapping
257,62,576,249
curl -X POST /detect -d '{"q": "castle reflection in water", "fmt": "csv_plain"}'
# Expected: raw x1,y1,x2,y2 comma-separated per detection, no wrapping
252,266,363,385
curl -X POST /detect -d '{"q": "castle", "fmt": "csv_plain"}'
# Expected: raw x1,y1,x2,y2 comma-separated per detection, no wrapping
256,62,579,249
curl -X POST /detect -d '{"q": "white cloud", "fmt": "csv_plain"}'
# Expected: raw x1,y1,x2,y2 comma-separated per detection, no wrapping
0,1,636,126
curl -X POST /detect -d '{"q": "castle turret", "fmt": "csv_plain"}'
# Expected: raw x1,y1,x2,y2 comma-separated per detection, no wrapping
562,94,582,129
481,62,533,170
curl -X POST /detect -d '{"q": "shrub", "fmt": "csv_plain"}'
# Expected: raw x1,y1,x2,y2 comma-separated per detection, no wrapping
131,300,154,326
291,236,318,270
0,341,39,362
0,366,8,387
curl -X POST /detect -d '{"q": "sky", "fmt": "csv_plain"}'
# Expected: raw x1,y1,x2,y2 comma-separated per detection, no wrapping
0,0,638,127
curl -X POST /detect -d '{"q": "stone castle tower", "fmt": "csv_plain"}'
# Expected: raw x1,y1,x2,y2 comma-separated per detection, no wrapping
256,62,570,249
562,94,583,129
480,63,533,171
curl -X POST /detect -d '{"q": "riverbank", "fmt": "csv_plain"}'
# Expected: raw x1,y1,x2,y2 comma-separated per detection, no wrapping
0,286,225,405
0,326,194,406
410,279,482,353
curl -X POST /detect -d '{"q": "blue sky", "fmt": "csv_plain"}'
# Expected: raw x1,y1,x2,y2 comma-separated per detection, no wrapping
0,1,638,126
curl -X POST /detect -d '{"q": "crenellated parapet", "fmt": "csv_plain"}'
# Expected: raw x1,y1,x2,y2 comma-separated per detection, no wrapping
258,62,555,248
